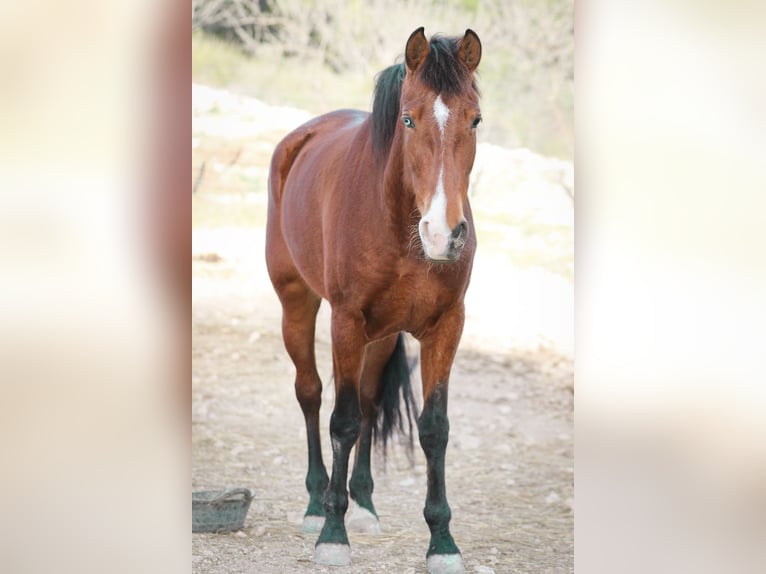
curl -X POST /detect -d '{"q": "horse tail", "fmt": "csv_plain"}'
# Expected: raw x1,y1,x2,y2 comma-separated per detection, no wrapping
373,332,419,461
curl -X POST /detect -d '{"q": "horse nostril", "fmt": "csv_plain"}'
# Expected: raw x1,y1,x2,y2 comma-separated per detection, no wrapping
451,220,468,243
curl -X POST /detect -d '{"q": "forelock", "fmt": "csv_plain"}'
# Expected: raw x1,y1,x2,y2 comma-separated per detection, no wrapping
417,35,479,96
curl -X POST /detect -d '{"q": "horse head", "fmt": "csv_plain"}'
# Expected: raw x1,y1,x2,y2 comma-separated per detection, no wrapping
400,27,482,262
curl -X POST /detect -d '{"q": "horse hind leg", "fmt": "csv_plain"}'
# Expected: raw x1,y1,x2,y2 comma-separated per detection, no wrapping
346,334,398,534
274,276,328,533
346,411,381,535
346,416,381,535
348,333,418,535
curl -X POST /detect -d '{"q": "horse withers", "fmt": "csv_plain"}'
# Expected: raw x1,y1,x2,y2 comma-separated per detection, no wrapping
265,27,482,574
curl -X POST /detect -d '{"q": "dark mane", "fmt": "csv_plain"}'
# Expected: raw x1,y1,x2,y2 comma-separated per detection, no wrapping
371,35,479,155
371,63,406,156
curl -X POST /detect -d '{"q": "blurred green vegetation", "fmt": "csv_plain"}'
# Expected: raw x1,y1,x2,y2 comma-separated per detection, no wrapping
193,31,373,113
192,0,573,159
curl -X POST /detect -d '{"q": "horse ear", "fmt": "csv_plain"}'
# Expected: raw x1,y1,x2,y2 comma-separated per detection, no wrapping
458,29,482,72
405,27,429,73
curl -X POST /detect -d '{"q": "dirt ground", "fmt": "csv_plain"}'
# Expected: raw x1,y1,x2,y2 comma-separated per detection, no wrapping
192,232,573,574
192,84,573,573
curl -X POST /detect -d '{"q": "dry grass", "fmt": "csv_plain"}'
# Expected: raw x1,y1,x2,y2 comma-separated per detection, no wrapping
192,0,573,157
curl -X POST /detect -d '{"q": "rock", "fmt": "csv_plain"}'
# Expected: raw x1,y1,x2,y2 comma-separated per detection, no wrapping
545,491,560,504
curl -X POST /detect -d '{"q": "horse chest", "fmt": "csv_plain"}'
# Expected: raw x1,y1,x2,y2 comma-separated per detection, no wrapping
362,272,459,340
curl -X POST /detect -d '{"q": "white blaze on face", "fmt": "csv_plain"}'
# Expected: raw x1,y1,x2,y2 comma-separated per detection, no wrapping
433,94,450,135
419,95,453,260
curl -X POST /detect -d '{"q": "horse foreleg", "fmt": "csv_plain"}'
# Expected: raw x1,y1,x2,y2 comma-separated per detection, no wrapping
314,310,365,566
418,309,466,574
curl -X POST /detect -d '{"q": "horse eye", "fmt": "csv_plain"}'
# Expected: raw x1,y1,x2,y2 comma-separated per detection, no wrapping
402,117,414,128
471,116,482,129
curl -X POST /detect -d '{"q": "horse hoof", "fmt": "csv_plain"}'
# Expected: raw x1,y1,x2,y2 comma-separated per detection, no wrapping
427,553,466,574
314,543,351,566
301,515,325,533
346,501,382,534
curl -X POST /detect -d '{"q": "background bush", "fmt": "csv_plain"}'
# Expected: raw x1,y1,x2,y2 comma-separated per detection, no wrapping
192,0,573,159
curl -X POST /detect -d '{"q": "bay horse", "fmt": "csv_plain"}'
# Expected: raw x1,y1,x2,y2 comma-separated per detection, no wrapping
266,27,481,574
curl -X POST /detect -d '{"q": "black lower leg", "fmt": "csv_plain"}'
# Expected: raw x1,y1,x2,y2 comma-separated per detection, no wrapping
418,385,460,557
303,412,329,517
349,421,376,515
317,384,361,546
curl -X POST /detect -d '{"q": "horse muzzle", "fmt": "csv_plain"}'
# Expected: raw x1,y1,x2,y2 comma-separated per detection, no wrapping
419,219,469,262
